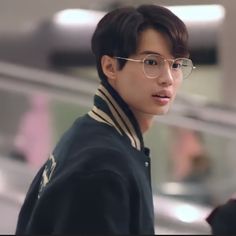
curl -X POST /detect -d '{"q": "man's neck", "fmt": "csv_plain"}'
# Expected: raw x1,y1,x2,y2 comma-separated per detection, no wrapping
106,80,154,134
131,109,155,134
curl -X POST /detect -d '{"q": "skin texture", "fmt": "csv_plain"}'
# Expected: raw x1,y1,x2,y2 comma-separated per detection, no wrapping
102,28,183,133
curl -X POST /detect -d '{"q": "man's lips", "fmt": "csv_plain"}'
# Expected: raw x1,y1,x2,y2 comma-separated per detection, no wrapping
152,90,172,98
152,90,172,105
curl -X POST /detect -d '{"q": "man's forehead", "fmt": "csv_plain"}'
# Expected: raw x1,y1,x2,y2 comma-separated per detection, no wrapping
136,28,173,58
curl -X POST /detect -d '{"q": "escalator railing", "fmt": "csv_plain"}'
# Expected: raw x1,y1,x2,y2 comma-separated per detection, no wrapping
0,61,236,139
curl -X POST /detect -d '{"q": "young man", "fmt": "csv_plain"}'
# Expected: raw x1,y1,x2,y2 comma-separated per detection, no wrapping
16,4,194,234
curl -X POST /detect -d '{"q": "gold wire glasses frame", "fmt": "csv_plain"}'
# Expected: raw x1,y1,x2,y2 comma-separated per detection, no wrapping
115,54,195,80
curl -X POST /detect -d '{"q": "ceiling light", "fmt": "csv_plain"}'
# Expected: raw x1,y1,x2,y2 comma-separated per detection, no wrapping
53,9,105,27
167,4,225,23
173,204,202,223
53,5,225,28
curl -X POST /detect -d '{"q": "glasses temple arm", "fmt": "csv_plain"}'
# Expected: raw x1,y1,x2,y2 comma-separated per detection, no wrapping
115,57,143,63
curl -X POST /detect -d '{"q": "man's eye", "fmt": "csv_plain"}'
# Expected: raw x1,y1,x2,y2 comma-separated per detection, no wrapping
144,59,158,66
172,63,182,69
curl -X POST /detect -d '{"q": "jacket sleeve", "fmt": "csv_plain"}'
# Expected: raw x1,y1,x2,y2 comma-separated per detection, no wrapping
206,199,236,235
48,170,130,234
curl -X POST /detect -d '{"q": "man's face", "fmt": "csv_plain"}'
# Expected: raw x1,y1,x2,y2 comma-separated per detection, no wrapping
110,28,183,119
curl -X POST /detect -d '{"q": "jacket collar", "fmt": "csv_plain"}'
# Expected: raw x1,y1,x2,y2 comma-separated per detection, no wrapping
88,80,144,151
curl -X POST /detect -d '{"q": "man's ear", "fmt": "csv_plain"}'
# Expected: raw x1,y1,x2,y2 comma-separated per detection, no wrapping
101,55,117,80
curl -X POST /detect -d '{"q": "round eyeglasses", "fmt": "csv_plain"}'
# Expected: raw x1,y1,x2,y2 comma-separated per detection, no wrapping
115,54,195,80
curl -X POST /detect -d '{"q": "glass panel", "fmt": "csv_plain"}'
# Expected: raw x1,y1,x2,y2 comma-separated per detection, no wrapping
144,122,236,207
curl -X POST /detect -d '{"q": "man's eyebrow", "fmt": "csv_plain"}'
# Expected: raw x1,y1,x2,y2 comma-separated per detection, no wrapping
138,50,175,59
139,50,162,56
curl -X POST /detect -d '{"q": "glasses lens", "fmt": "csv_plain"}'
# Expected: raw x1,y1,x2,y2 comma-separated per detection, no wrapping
172,58,193,79
143,54,164,79
142,54,193,80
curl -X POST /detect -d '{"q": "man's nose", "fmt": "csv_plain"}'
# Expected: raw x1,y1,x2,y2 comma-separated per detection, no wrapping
157,62,174,86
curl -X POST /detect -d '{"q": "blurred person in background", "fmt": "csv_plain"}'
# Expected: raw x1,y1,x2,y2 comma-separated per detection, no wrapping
9,93,52,168
181,152,213,206
170,127,206,181
182,152,211,184
167,128,213,206
16,4,194,234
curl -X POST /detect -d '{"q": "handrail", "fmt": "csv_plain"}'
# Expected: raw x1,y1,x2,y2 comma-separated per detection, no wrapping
0,61,236,139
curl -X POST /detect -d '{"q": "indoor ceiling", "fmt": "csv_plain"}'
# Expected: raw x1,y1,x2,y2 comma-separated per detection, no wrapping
0,0,222,70
1,0,220,33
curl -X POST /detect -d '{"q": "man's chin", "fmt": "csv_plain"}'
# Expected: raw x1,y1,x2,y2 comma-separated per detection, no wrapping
154,107,170,116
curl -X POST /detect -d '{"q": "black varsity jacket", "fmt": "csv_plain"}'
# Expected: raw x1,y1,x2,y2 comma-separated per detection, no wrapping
15,80,155,234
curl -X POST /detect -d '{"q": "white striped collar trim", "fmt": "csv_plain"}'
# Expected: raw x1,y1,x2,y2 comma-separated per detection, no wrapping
88,84,142,151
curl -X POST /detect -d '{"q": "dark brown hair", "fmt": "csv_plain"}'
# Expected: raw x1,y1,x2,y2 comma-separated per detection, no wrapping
91,4,189,82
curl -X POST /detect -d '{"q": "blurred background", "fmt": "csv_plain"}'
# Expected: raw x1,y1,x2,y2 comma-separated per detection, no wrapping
1,0,236,234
